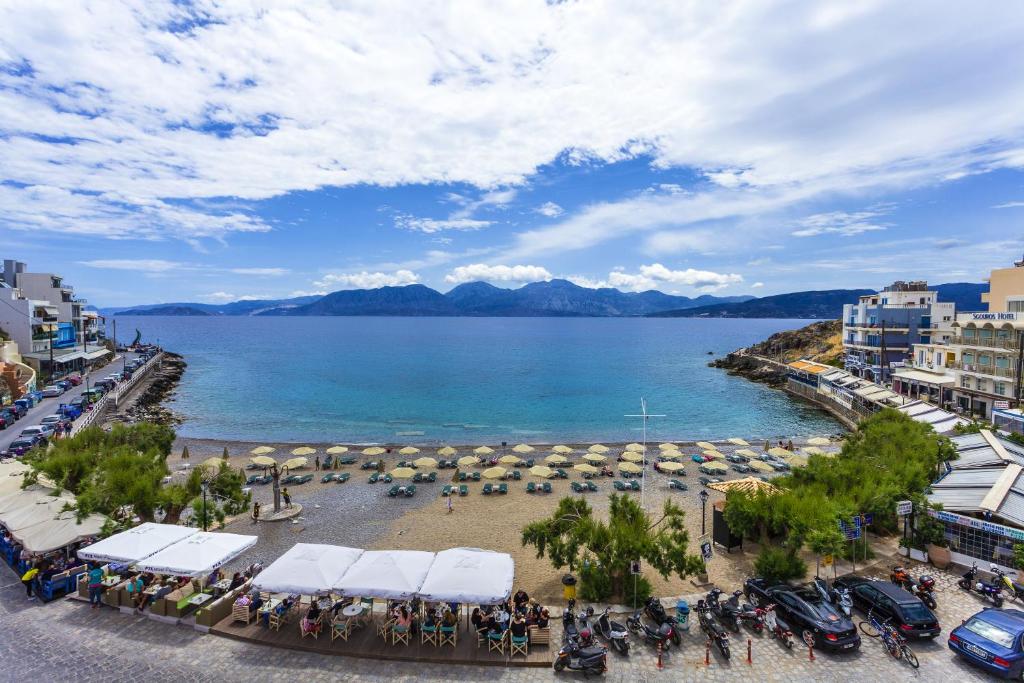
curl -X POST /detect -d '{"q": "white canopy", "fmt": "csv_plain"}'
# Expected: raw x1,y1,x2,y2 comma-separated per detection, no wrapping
0,471,107,554
18,512,106,554
0,492,74,531
417,547,514,605
333,550,435,600
253,543,363,596
134,532,257,577
77,523,199,564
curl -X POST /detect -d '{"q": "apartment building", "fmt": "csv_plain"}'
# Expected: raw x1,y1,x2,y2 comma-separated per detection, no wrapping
842,281,955,383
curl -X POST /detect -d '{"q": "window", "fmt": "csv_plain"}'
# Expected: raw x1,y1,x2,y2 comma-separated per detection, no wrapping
964,328,977,339
977,378,987,391
964,352,975,365
979,354,992,366
1010,301,1024,313
996,383,1007,396
963,618,1016,649
997,356,1010,369
961,377,971,389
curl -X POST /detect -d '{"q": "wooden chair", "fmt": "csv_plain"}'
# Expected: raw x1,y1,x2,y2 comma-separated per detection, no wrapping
528,625,551,647
487,630,507,654
231,601,253,625
510,633,529,657
268,605,290,631
391,623,410,645
376,617,394,640
420,622,438,646
331,617,351,642
299,613,322,640
476,628,488,648
440,625,457,648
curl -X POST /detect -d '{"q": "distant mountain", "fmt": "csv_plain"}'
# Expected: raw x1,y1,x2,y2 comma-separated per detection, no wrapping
651,282,988,319
261,279,754,317
110,295,320,316
117,305,212,316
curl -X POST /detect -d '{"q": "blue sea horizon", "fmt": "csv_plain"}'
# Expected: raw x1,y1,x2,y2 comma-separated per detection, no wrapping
110,316,842,444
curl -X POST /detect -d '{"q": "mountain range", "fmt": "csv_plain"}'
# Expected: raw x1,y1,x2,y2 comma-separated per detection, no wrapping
108,280,988,319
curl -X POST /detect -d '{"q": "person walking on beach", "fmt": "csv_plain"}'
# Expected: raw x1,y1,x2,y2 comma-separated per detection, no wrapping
314,456,320,471
446,495,453,514
252,501,261,524
282,488,292,509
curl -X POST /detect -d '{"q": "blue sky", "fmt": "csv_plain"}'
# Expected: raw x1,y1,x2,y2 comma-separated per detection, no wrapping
1,1,1024,306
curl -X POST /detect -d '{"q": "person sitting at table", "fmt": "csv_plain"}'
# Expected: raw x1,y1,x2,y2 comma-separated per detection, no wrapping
126,574,146,609
510,613,528,639
139,579,174,614
228,572,245,591
470,607,484,633
441,606,458,628
423,608,437,629
394,605,413,631
537,607,550,628
513,588,530,614
495,605,510,632
301,601,323,635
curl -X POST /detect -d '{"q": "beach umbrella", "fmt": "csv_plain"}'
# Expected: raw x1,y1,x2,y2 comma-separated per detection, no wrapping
573,463,599,475
727,438,749,447
457,455,480,467
482,466,507,480
735,449,758,458
552,445,573,454
696,441,716,451
282,457,308,470
583,453,607,463
625,443,645,452
785,454,809,468
619,462,643,474
512,444,534,453
390,467,416,479
398,446,420,456
588,444,610,453
529,465,555,478
498,455,522,465
291,446,316,456
326,446,348,455
701,461,728,473
702,450,726,460
748,460,775,473
659,450,684,460
250,446,275,456
474,446,494,455
621,452,644,463
437,446,457,457
200,457,225,471
363,446,386,456
249,455,276,467
768,447,792,458
807,437,830,446
658,443,677,450
545,454,568,465
658,461,685,472
413,456,438,468
801,446,825,455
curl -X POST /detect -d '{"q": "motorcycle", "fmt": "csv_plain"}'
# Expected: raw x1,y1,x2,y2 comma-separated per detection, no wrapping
562,599,595,646
706,588,741,633
590,607,630,656
553,638,608,676
958,562,1004,607
761,603,795,649
726,589,764,632
813,576,852,617
642,597,681,646
891,566,938,610
626,610,675,650
696,599,731,659
991,565,1024,603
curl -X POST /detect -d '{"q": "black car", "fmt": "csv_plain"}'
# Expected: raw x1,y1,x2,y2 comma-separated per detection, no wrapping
0,408,18,425
3,436,44,457
744,578,861,651
833,576,940,639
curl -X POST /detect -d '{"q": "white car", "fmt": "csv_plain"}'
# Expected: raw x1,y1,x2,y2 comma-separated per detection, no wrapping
40,415,65,427
20,425,55,439
41,385,63,397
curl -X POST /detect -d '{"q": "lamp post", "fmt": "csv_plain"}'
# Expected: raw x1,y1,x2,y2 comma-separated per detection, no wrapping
699,489,709,536
201,481,209,532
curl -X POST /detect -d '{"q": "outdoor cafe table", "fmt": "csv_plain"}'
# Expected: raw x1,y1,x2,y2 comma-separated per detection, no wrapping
101,576,121,588
342,603,365,618
211,579,232,595
188,593,213,607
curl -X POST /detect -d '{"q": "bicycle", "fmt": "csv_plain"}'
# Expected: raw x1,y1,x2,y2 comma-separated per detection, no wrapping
858,609,919,669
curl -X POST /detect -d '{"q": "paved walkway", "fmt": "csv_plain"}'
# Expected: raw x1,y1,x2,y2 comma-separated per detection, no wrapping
0,560,1003,682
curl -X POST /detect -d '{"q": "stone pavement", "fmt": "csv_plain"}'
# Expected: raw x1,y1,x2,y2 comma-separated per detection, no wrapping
0,560,1006,682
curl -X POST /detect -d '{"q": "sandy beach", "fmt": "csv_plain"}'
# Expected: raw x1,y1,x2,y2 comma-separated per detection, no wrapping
180,435,842,602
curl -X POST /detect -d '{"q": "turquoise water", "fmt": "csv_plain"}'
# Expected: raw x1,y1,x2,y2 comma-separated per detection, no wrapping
110,316,841,443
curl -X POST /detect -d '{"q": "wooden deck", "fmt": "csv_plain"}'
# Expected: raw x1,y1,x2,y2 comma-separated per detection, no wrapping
210,613,558,667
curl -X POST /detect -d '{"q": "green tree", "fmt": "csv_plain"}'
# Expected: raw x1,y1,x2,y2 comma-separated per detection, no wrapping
807,526,846,578
522,494,704,601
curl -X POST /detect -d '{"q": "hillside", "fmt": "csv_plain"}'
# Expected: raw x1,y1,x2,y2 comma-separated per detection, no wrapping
116,305,212,316
709,319,843,386
110,295,320,316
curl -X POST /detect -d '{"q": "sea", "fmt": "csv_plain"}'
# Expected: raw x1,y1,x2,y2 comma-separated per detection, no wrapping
108,316,842,444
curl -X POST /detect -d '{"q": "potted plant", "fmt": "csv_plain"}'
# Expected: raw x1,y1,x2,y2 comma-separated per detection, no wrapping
916,513,950,568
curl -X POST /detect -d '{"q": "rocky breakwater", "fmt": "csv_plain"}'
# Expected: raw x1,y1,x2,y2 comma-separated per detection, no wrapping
117,352,187,426
709,319,842,387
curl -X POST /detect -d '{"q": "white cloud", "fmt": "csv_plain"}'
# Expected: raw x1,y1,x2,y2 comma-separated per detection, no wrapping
394,216,491,233
751,282,765,288
79,259,183,272
289,290,328,298
607,263,743,293
445,264,552,284
535,202,564,218
566,275,609,289
791,210,890,238
229,267,289,276
313,270,419,290
201,291,240,303
994,201,1024,209
1,1,1022,245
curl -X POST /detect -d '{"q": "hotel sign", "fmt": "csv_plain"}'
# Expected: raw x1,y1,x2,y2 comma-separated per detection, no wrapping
927,508,1024,542
971,312,1018,320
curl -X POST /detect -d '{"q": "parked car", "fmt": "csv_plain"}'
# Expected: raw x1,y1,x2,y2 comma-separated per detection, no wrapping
41,385,63,397
55,379,73,392
14,397,34,412
744,578,861,651
69,396,87,409
949,608,1024,679
20,424,55,440
832,576,940,639
40,414,72,430
66,374,83,386
2,437,43,457
0,408,19,427
0,413,9,430
7,403,26,418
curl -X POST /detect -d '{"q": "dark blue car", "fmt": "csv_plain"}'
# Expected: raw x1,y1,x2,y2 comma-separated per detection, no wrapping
950,608,1024,678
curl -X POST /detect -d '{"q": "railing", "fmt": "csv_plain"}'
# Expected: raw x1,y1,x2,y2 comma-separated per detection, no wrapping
952,361,1016,379
71,352,163,435
950,335,1019,350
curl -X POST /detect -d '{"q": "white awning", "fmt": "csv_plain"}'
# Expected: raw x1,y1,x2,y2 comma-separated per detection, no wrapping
416,547,514,605
18,512,106,554
893,369,955,386
76,523,198,564
134,532,257,577
253,543,362,596
333,550,435,600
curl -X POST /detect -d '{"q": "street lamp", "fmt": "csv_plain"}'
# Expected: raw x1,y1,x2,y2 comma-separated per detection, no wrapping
201,481,209,532
699,489,709,536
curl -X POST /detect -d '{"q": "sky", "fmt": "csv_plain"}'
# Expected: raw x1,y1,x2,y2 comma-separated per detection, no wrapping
1,1,1024,307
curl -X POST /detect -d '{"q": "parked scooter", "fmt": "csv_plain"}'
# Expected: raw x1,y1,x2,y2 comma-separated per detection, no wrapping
991,565,1024,603
590,607,630,656
642,597,681,646
553,638,608,675
562,600,595,646
706,588,741,633
726,589,764,632
813,576,852,617
761,603,795,649
696,599,731,659
958,562,1004,607
891,566,938,609
626,610,675,650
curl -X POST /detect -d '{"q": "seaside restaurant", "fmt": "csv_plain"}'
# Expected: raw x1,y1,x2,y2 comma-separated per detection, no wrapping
927,430,1024,570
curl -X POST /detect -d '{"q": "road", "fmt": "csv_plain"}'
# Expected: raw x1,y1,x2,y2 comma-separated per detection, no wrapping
0,351,139,452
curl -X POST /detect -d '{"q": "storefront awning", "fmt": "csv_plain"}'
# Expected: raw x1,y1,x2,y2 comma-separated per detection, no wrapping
893,369,955,386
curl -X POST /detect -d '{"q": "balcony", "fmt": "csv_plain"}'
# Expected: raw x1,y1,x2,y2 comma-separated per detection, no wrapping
951,335,1019,350
844,323,911,332
953,361,1016,379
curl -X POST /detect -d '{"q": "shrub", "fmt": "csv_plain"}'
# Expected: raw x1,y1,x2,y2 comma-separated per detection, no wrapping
754,547,807,583
579,558,613,602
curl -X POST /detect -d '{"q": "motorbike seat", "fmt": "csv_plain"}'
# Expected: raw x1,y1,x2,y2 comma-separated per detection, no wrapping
580,646,606,658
